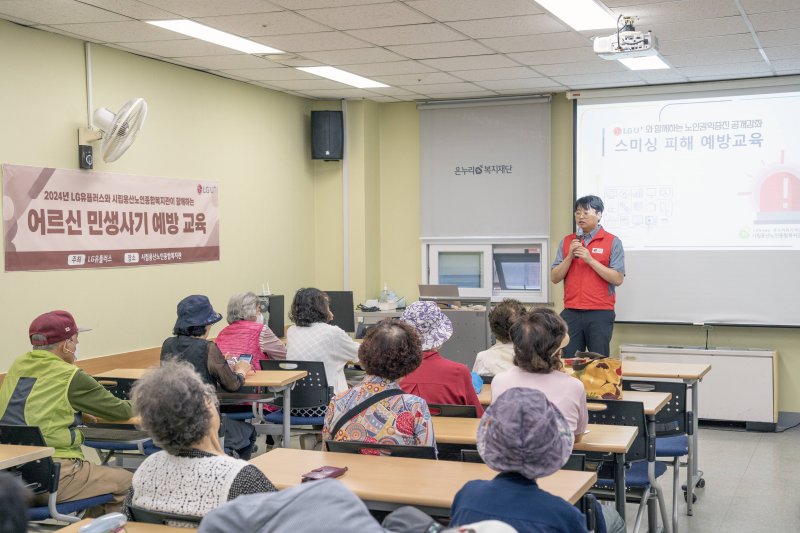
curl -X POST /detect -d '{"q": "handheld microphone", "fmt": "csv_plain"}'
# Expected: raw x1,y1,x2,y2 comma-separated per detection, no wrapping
575,227,585,245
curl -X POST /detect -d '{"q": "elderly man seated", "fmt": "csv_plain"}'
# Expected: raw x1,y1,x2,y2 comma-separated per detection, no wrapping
0,310,133,514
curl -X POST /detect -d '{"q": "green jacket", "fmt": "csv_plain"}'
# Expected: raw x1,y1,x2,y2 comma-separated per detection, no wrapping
0,350,132,459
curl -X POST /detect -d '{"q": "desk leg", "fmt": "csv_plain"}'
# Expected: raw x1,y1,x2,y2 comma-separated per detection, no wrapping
282,385,292,448
685,378,702,516
647,415,672,533
614,452,626,522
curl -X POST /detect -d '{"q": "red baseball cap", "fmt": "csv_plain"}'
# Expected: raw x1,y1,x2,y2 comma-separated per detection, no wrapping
29,310,89,346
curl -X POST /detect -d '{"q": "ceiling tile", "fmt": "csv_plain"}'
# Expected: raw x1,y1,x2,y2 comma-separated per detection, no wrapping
346,23,463,46
658,33,757,54
271,0,394,8
449,66,541,82
78,0,178,19
685,72,771,82
367,86,419,96
475,77,563,90
196,11,329,37
772,59,800,72
675,61,772,77
757,28,800,47
741,0,800,14
508,47,598,65
115,38,235,57
399,81,486,94
626,0,741,24
219,67,316,81
764,44,800,60
0,0,128,24
743,9,800,31
176,54,285,70
366,95,404,102
632,70,690,84
37,24,104,42
446,14,568,39
137,0,282,17
294,87,375,98
650,16,749,41
48,20,182,42
337,61,437,76
301,47,406,65
387,40,493,59
667,49,764,67
479,32,591,53
252,31,369,52
373,71,460,85
420,54,519,71
535,60,628,76
406,0,543,22
565,80,647,90
495,86,566,95
298,3,431,30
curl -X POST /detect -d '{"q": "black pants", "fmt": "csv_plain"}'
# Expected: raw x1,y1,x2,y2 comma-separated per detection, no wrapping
560,308,615,357
220,416,257,460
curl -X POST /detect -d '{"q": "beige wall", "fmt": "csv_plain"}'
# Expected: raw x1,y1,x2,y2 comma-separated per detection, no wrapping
0,20,316,368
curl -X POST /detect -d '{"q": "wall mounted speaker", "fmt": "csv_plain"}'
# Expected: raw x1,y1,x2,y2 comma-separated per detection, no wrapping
311,111,343,160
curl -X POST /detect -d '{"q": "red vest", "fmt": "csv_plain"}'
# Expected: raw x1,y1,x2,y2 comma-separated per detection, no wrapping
562,227,617,310
215,320,263,370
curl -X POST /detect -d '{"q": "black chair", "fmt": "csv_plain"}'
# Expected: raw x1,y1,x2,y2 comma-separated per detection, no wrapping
0,425,113,523
427,404,478,418
260,360,334,448
460,449,483,463
624,379,691,529
480,374,494,384
325,440,437,459
128,504,202,526
96,377,137,400
587,400,669,533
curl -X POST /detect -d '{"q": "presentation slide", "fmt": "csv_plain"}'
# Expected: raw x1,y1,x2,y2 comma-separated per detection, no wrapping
577,91,800,250
576,87,800,327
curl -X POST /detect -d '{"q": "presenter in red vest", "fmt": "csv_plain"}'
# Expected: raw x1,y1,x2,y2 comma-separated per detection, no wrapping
550,195,625,357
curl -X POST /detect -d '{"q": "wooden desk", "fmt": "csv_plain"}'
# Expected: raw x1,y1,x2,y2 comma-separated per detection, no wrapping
433,418,636,452
93,368,307,447
623,360,711,517
477,383,670,415
58,519,194,532
250,448,596,515
0,444,54,470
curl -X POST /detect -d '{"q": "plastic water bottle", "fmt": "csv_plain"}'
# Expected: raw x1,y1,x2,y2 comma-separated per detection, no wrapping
379,283,390,303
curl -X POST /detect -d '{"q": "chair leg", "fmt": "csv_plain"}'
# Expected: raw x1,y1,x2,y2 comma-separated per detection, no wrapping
632,490,649,533
672,457,680,533
47,493,80,523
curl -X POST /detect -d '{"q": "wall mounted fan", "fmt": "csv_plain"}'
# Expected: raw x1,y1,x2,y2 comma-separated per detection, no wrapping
78,98,148,165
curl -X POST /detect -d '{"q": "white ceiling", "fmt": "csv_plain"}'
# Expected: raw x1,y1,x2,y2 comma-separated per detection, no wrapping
2,0,799,101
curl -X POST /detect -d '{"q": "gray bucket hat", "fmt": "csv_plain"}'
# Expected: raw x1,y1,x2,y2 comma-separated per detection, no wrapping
401,301,453,351
477,388,573,479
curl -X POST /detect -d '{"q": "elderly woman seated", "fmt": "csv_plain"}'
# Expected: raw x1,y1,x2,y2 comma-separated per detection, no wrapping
123,362,275,523
215,292,286,371
322,319,435,452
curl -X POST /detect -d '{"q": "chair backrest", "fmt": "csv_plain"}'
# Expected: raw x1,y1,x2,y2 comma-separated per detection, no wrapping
480,374,494,384
427,404,478,418
586,400,648,463
260,360,332,409
0,424,59,495
128,504,202,526
96,377,137,400
623,379,689,436
563,453,587,472
325,440,437,460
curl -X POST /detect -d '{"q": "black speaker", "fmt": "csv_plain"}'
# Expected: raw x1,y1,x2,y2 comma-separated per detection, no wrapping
311,111,343,160
78,145,93,169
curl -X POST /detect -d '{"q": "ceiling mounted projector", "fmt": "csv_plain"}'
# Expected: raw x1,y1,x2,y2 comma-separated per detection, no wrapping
593,16,658,60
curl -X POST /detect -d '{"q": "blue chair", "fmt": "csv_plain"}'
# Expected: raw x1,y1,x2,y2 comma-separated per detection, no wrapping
586,400,671,533
259,360,333,448
624,379,691,530
0,424,113,523
82,426,159,465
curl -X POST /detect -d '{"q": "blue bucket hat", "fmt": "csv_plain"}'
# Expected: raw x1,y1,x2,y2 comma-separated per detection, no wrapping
175,295,222,329
477,387,573,479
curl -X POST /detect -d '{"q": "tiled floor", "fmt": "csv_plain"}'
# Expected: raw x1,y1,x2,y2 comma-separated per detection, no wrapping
625,426,800,532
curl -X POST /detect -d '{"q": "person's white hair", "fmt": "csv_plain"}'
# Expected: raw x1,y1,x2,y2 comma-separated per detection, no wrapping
226,292,260,324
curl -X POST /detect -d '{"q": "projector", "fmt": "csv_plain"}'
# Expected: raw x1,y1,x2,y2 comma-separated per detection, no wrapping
594,30,658,59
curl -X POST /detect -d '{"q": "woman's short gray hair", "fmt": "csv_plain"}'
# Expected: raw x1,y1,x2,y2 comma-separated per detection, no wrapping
131,362,216,455
226,292,260,324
